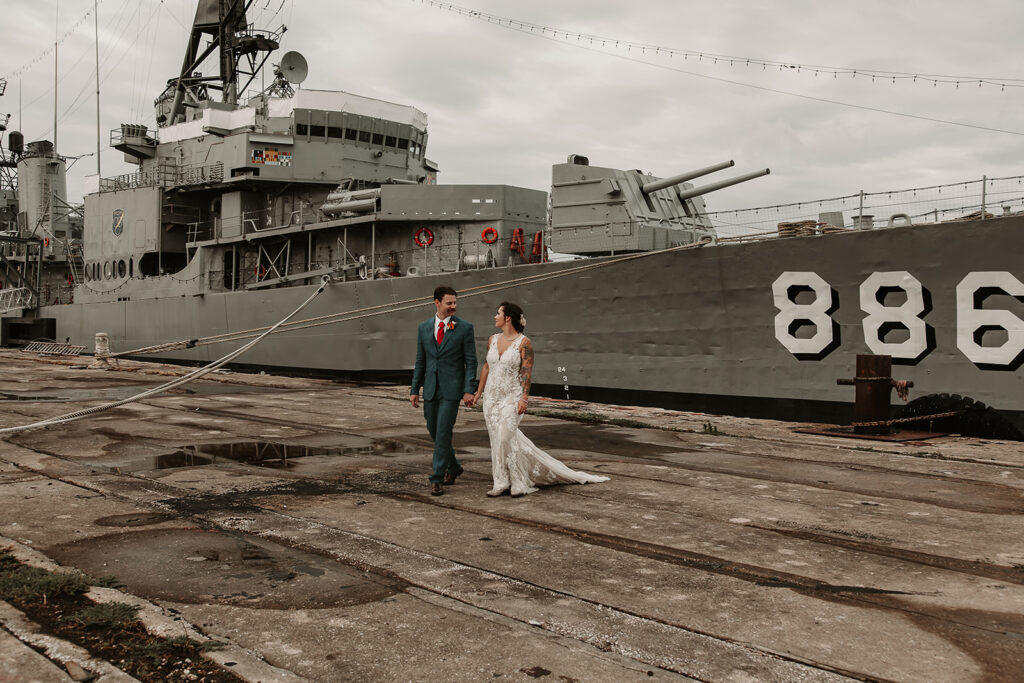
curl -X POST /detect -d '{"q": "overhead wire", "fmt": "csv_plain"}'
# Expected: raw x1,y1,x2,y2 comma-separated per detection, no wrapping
417,1,1024,137
415,0,1024,91
0,1,110,81
43,0,164,140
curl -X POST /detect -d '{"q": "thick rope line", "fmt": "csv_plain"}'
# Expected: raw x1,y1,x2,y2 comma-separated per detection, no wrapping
0,282,330,436
104,239,714,358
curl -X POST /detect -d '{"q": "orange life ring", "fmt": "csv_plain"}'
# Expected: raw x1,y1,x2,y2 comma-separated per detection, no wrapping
481,226,498,244
43,237,50,247
254,265,267,278
414,227,434,247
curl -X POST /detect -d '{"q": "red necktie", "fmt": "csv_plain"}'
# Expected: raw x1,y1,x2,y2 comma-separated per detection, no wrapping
437,321,445,345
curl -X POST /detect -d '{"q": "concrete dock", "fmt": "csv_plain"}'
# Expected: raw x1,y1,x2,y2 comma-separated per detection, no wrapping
1,348,1022,682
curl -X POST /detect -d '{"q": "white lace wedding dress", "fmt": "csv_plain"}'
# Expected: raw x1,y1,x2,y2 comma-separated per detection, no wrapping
481,334,610,496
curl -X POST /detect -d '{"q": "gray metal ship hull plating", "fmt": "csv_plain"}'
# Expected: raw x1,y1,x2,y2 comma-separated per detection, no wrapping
39,214,1024,430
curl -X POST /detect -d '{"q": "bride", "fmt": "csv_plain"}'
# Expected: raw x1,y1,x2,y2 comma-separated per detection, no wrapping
472,302,609,497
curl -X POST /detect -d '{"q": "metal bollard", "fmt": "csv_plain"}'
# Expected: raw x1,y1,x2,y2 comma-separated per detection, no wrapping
836,354,913,435
88,332,111,369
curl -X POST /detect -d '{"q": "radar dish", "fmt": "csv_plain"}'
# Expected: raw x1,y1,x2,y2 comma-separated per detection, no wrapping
279,52,308,85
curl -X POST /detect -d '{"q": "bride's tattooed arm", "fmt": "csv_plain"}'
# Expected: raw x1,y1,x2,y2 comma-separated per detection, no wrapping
519,338,534,399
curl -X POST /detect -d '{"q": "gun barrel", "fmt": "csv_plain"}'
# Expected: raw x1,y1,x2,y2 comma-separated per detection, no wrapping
676,168,771,201
641,160,735,195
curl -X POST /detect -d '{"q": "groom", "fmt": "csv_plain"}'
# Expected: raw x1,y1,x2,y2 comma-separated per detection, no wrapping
410,285,477,496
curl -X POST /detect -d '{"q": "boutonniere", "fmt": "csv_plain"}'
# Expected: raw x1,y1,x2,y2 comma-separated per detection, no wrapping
446,321,456,331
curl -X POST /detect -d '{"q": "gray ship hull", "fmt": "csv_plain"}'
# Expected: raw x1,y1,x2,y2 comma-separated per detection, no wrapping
37,214,1024,431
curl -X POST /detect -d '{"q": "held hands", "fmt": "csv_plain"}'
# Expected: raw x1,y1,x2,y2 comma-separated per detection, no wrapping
462,393,475,407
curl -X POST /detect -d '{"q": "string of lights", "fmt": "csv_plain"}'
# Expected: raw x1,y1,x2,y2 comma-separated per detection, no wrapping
416,0,1024,91
0,1,109,81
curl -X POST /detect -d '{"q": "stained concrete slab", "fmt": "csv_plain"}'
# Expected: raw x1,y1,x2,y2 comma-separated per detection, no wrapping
1,349,1023,681
0,628,74,683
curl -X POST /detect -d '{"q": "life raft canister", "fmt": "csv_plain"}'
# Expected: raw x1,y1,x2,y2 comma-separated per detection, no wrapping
414,227,434,247
481,226,498,244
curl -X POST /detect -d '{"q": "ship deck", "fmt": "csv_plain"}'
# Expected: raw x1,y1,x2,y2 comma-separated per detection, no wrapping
0,349,1022,681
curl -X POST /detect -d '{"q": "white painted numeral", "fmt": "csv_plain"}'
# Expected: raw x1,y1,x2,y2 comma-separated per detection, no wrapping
956,272,1024,365
772,272,834,355
860,271,928,359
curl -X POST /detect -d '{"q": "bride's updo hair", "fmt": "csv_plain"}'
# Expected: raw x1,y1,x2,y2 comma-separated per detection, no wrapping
499,301,526,333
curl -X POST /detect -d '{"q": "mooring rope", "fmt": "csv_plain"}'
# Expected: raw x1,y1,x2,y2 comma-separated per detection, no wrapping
0,280,331,436
100,238,715,359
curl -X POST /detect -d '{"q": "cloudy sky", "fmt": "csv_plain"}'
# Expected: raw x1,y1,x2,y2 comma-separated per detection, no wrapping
2,0,1022,210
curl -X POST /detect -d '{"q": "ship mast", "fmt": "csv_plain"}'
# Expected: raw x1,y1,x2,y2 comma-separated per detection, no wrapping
94,0,101,177
162,0,282,127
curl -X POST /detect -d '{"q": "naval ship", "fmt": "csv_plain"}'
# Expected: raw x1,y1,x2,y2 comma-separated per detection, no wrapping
2,1,1023,437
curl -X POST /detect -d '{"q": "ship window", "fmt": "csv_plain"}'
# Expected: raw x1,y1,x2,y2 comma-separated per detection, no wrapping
371,133,384,145
345,129,357,141
129,258,134,277
397,138,409,150
296,123,308,136
103,261,112,279
385,135,397,148
358,130,371,143
328,126,344,139
118,260,127,278
310,125,325,137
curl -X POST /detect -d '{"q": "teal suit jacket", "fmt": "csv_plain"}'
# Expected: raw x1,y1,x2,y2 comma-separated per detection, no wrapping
411,316,478,401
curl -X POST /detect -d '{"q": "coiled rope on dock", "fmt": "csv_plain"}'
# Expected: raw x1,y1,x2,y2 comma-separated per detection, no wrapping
0,280,331,436
100,238,715,360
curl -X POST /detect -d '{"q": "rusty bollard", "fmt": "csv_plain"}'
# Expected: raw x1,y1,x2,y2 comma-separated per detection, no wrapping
836,354,913,435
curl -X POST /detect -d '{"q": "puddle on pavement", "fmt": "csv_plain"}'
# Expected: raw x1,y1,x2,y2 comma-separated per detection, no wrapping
94,512,174,527
114,438,417,472
48,528,403,609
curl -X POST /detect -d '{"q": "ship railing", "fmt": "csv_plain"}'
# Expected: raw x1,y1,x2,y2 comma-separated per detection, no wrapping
98,162,225,193
707,174,1024,241
0,287,33,313
176,162,224,188
99,169,162,192
109,124,159,147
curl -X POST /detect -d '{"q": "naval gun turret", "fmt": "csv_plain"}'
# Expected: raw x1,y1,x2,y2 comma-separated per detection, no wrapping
549,156,769,255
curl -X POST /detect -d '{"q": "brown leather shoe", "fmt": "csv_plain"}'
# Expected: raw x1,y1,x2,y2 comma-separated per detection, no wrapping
430,483,444,496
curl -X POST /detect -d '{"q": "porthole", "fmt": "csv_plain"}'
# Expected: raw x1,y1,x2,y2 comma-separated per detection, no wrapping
104,261,112,279
118,260,126,278
128,258,134,277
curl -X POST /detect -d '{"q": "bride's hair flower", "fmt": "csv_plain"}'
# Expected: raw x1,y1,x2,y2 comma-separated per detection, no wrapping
519,314,526,329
